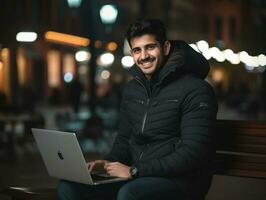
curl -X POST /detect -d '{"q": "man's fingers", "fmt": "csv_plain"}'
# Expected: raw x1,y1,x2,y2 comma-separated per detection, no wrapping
105,163,114,171
105,162,118,174
88,163,95,172
88,160,102,172
105,162,118,167
106,167,115,176
88,160,109,172
104,161,113,169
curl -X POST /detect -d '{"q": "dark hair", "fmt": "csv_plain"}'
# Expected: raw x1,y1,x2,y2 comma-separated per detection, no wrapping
126,19,167,47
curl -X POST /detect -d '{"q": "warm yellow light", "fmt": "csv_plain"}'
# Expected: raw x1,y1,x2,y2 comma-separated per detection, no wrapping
95,40,102,48
45,31,90,47
0,61,3,70
212,69,224,83
0,48,10,100
106,42,118,51
17,47,27,85
101,70,111,80
47,50,61,87
0,61,3,92
63,54,75,75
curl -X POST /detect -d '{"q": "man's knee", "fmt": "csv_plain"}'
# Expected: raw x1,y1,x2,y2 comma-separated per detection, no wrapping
57,180,77,200
117,184,136,200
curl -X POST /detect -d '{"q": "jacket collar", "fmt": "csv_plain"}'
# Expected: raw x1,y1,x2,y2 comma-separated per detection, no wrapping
129,40,210,87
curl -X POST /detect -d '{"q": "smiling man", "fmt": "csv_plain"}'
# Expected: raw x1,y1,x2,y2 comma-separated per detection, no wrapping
130,34,170,79
58,19,218,200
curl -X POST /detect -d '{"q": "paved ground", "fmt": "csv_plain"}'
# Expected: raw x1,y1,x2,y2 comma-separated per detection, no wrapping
0,151,103,200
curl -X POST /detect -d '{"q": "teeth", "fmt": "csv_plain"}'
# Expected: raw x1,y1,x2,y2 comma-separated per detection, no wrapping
143,62,151,66
142,61,152,64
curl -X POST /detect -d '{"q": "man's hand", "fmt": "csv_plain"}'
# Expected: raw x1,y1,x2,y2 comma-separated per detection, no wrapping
87,160,108,172
104,162,131,178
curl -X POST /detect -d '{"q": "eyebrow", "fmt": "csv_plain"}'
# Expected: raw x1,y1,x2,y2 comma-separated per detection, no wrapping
131,43,158,52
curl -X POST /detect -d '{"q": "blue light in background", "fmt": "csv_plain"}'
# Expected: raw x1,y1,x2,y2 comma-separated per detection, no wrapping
64,72,73,83
67,0,82,8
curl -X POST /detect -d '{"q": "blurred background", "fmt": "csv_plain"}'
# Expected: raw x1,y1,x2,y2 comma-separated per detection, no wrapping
0,0,266,199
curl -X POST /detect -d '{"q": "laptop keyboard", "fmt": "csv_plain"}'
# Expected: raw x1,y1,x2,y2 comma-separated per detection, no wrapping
91,173,116,181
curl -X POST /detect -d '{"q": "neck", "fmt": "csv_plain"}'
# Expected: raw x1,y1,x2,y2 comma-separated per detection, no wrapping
145,75,151,80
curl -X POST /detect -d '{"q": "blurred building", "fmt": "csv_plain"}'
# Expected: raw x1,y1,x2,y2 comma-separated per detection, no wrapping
0,0,125,108
0,0,265,117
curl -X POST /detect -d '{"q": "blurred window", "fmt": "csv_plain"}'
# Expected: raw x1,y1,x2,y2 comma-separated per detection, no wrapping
202,16,208,33
47,50,61,87
229,16,236,42
215,16,223,40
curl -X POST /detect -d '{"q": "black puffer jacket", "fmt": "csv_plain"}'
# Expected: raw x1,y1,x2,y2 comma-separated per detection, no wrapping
106,40,217,196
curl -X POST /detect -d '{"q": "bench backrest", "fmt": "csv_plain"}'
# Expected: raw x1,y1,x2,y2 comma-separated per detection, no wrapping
213,120,266,179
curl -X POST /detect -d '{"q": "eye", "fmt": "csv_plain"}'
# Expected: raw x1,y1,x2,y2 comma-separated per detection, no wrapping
132,48,140,54
146,44,157,50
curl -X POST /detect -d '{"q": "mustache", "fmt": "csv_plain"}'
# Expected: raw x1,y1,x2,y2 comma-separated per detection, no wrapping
139,57,155,64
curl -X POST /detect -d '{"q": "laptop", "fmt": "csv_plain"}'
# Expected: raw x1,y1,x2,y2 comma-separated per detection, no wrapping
32,128,127,185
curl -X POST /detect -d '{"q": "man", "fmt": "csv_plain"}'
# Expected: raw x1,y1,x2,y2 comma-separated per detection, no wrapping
58,19,217,200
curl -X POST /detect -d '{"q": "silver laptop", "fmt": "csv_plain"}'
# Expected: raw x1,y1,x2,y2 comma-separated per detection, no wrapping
32,128,127,185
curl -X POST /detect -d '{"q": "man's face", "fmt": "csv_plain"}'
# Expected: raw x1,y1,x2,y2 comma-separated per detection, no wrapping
130,34,170,79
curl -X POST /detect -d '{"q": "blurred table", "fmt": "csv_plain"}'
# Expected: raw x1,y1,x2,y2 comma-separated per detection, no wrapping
0,113,44,162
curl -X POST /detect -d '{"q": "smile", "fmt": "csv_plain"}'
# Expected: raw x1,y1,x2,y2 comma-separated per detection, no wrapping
141,62,154,69
139,58,155,67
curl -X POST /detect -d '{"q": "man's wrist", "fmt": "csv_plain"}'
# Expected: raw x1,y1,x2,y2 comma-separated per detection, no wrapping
130,166,139,178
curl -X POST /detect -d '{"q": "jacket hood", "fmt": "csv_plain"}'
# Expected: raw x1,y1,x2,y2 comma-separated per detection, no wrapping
160,40,210,80
129,40,210,82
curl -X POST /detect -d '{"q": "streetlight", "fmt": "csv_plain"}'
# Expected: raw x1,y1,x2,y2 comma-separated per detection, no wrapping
75,50,91,62
99,4,118,24
67,0,82,8
9,31,38,110
99,4,118,34
16,32,38,42
121,56,134,68
98,52,115,66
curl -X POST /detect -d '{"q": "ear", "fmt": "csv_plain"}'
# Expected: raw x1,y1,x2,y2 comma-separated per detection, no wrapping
163,41,171,56
130,49,133,56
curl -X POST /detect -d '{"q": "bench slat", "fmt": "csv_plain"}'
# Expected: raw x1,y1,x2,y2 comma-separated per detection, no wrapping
217,144,266,154
1,187,57,200
214,169,266,179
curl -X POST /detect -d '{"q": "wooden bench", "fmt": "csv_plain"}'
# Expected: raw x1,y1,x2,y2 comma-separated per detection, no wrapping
214,120,266,178
1,119,266,200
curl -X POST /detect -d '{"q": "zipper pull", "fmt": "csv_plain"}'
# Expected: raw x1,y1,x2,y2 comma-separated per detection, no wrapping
146,98,150,106
139,151,144,160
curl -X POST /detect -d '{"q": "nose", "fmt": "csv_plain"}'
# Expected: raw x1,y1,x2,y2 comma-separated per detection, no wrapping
140,49,148,60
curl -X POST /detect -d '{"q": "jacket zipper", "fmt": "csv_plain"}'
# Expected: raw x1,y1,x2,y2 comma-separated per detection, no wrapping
135,76,150,160
139,151,144,160
135,77,150,134
135,77,150,161
141,98,150,133
139,143,150,160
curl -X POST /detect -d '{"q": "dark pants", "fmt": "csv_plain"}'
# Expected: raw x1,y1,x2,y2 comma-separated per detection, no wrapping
57,177,185,200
